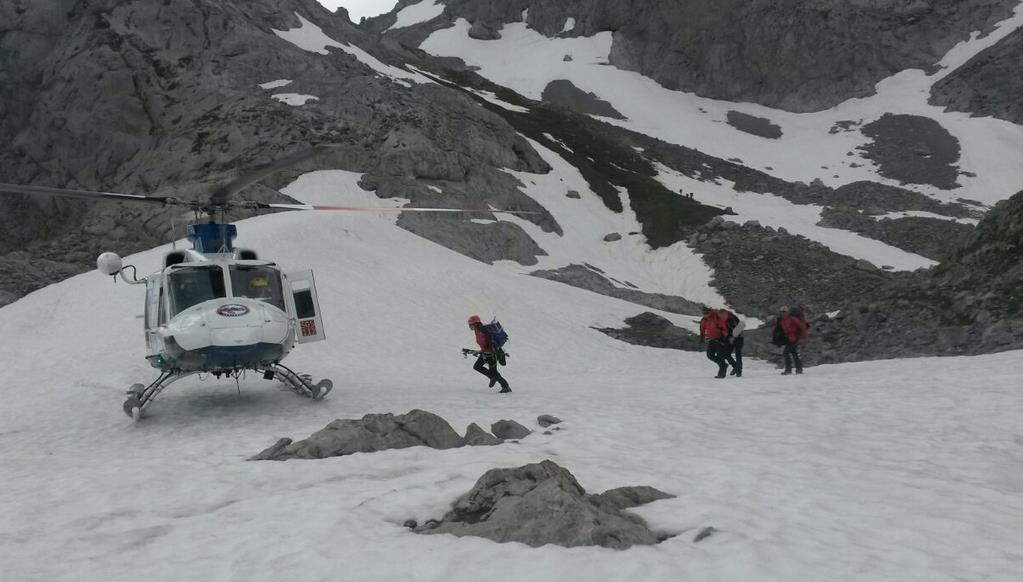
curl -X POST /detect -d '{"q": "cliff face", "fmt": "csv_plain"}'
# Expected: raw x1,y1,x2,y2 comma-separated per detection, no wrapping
377,0,1017,112
930,27,1023,125
0,0,556,304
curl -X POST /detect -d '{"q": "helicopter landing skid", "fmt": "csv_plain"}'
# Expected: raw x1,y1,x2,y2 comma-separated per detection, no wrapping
268,364,333,401
123,370,199,421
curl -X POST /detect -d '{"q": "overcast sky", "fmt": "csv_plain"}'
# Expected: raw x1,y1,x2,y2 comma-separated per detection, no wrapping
317,0,400,22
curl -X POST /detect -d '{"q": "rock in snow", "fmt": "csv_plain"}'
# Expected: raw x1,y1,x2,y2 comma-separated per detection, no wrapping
253,409,465,460
420,460,674,549
491,419,532,440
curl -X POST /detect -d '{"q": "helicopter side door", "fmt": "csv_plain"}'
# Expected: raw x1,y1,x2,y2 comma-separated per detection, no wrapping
286,270,326,343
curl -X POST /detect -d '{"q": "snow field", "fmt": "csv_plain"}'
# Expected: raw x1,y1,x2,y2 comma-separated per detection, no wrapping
0,172,1020,581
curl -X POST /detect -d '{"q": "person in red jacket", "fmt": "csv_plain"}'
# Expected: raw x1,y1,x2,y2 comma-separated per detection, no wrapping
776,306,809,374
699,307,737,379
468,314,510,393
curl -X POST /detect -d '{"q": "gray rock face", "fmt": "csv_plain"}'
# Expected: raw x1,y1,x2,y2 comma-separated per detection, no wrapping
817,207,974,261
859,114,962,189
530,263,704,316
421,460,674,549
541,80,626,119
385,0,1017,112
253,409,465,460
595,311,702,351
931,27,1023,125
464,423,503,446
0,252,87,307
0,0,559,304
689,218,909,319
490,419,532,440
726,111,782,139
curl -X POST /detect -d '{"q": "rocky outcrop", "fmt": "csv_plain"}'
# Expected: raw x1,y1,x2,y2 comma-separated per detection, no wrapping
464,423,503,446
490,419,532,440
817,207,974,261
253,409,465,460
858,114,962,189
541,79,625,119
689,217,908,319
931,27,1023,125
726,111,782,139
530,263,704,315
419,460,675,549
594,311,702,351
379,0,1017,112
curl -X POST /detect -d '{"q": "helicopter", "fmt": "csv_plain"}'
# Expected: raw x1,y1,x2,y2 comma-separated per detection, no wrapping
0,147,537,421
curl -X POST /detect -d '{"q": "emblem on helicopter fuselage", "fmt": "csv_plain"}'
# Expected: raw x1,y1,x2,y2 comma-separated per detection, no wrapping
216,304,250,317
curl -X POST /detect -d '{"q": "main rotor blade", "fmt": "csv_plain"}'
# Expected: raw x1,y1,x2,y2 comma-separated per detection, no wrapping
208,145,335,206
0,182,172,205
256,202,540,215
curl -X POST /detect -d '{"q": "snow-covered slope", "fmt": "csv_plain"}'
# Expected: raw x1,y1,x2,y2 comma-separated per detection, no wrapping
419,8,1023,205
1,176,1021,581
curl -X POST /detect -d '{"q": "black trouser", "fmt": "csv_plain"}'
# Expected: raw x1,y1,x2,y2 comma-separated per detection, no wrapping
473,353,508,388
726,336,744,371
706,339,736,377
783,342,803,372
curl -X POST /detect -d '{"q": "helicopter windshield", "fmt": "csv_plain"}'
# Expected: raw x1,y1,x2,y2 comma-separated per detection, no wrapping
167,266,227,316
229,265,285,311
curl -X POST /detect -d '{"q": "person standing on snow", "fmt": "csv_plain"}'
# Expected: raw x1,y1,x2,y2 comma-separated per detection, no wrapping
467,314,511,393
699,307,737,379
775,306,808,374
719,308,745,377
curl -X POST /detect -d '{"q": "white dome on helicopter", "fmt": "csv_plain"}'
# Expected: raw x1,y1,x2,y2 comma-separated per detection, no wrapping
96,252,123,276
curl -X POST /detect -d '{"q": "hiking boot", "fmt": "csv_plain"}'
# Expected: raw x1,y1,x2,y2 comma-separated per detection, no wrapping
795,369,804,375
498,385,512,394
488,376,498,388
729,368,738,376
735,369,742,378
781,370,792,375
715,373,726,379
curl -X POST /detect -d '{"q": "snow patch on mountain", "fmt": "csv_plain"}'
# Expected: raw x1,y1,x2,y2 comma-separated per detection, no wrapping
271,93,319,106
273,13,430,86
420,16,1023,205
497,138,727,315
258,79,293,89
387,0,445,30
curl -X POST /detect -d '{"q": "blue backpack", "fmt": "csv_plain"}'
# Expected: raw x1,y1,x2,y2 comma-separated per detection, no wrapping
483,319,509,348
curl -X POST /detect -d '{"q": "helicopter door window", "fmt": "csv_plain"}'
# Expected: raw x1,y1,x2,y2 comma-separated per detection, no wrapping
229,266,285,311
167,266,227,316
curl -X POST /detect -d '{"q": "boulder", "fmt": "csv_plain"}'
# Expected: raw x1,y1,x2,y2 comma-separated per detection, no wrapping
464,423,503,446
421,460,674,549
253,410,464,460
490,419,531,440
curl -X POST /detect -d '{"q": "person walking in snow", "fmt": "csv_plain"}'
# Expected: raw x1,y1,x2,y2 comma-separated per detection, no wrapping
699,307,737,379
467,314,511,393
774,306,808,375
719,308,745,377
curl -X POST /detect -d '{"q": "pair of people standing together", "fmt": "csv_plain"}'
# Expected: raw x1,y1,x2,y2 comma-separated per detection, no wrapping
699,307,745,378
700,306,809,377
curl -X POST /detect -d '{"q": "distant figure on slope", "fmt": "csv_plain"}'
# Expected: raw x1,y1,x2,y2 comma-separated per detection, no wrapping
700,307,737,379
719,308,746,377
773,306,808,375
467,314,511,393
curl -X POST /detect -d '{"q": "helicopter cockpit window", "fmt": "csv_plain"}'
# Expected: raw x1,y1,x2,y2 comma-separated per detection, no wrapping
167,266,227,316
229,266,285,311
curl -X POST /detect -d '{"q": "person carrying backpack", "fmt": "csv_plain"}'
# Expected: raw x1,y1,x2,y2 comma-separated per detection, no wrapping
467,314,511,393
699,307,737,379
774,306,808,375
718,308,745,377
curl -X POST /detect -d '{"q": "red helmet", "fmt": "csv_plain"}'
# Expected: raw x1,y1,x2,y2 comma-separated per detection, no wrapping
467,314,482,326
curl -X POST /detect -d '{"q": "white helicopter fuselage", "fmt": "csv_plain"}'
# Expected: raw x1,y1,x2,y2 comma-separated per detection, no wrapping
139,250,324,374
